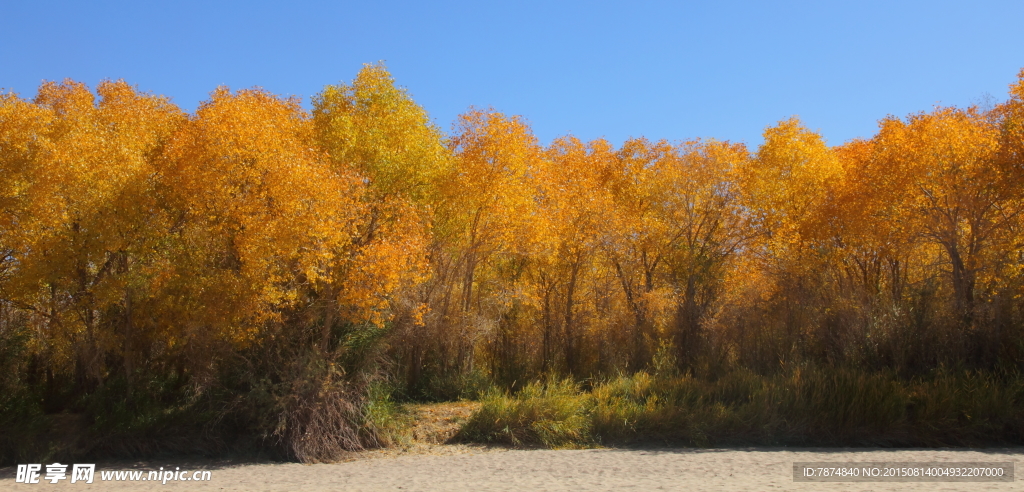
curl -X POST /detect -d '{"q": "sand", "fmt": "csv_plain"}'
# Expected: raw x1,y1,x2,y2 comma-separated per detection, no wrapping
2,446,1021,491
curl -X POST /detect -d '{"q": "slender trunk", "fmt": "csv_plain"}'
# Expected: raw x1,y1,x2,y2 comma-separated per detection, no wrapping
946,245,976,324
563,258,580,375
124,288,134,404
321,285,336,353
463,252,476,312
542,284,552,374
675,274,701,368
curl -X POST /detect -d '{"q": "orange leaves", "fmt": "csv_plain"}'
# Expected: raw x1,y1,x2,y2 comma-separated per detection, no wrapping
336,197,430,327
0,80,189,374
740,117,840,245
864,106,1006,250
998,70,1024,193
447,108,543,258
158,85,429,335
0,91,51,251
0,75,436,369
537,135,616,256
162,86,360,266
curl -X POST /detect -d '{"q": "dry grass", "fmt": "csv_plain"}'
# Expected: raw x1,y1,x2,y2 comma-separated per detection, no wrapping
335,401,501,461
408,401,481,444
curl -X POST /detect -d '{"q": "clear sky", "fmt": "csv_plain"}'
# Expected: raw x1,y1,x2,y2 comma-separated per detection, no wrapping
2,0,1022,149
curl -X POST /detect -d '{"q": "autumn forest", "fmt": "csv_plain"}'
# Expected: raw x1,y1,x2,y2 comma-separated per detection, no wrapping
2,65,1024,462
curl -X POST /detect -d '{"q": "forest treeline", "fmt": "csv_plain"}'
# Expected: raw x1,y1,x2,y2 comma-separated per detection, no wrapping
2,65,1024,462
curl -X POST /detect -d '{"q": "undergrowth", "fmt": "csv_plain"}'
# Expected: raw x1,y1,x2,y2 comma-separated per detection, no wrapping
456,368,1024,448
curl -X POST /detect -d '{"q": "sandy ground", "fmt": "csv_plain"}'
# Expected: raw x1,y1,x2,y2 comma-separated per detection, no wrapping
2,446,1021,491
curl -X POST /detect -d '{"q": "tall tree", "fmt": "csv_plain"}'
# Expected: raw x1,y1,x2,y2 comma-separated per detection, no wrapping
869,106,1011,323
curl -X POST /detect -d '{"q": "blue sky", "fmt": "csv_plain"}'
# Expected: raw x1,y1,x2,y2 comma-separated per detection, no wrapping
2,0,1022,149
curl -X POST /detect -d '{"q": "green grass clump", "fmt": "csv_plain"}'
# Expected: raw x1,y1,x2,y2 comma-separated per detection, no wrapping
363,381,413,447
456,378,594,448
